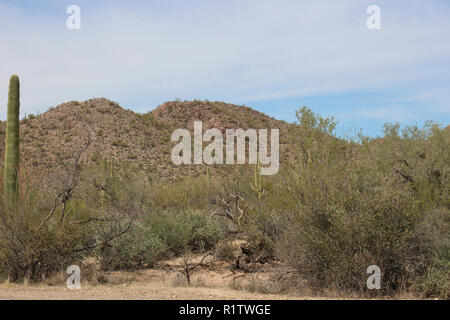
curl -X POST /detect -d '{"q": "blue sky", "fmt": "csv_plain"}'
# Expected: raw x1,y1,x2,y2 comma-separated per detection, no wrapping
0,0,449,136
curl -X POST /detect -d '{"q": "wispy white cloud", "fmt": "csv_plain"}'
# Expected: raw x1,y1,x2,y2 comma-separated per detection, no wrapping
0,0,449,123
387,89,450,115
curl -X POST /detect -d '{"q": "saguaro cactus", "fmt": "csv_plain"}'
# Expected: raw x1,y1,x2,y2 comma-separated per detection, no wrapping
250,158,265,200
4,75,20,201
109,157,115,181
100,156,116,202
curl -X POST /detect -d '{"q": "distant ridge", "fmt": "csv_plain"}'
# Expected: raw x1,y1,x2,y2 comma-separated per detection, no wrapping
0,98,293,182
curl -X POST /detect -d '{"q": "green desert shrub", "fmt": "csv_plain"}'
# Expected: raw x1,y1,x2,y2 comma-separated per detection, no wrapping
0,158,154,280
239,199,286,262
245,107,448,295
95,221,168,271
0,192,89,282
413,207,450,298
150,174,220,211
0,221,86,282
147,211,223,254
367,121,449,212
416,246,450,299
277,172,428,293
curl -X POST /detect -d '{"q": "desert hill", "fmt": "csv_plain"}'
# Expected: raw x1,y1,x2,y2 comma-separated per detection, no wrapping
0,98,293,182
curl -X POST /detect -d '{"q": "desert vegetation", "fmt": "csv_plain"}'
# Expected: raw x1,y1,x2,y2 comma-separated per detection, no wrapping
0,75,448,299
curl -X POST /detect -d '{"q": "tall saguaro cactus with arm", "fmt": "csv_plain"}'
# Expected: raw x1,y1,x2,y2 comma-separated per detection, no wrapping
250,158,266,200
4,75,20,201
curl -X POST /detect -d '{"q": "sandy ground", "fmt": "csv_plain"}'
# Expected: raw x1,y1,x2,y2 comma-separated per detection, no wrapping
1,256,413,300
0,283,309,300
0,267,318,300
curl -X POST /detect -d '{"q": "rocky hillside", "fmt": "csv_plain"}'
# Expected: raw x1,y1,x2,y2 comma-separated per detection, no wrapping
0,98,294,182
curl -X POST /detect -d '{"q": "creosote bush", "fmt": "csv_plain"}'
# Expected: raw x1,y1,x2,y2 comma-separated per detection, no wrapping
95,221,168,271
147,211,224,255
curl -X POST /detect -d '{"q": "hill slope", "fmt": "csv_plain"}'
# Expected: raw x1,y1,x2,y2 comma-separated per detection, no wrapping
0,98,293,182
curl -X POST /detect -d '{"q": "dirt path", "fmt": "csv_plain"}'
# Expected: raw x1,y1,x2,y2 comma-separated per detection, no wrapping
0,283,317,300
0,266,322,300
